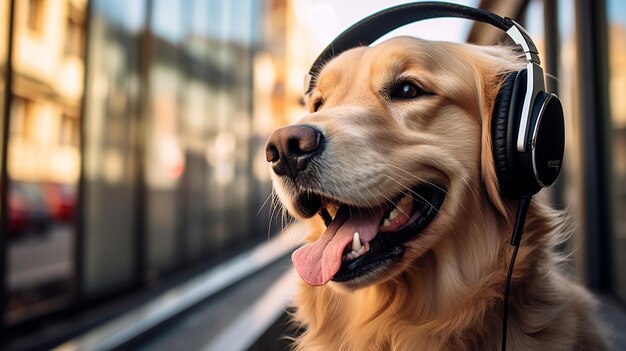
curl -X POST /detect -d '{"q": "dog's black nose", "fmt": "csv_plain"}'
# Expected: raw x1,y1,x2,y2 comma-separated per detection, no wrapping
265,125,324,179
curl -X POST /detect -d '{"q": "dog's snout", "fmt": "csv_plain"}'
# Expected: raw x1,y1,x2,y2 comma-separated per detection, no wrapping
265,125,324,178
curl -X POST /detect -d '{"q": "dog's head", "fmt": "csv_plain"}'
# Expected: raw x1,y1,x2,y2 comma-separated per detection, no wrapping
266,37,525,290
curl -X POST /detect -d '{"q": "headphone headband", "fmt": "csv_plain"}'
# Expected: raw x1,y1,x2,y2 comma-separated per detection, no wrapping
304,1,544,152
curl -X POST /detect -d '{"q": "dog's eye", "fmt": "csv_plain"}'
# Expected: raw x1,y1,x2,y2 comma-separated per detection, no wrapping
311,98,324,112
390,82,423,100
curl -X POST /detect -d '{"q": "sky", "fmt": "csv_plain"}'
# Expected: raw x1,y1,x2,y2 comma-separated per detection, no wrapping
294,0,480,48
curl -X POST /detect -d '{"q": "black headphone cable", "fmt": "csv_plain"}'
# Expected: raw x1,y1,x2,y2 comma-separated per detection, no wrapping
501,195,532,351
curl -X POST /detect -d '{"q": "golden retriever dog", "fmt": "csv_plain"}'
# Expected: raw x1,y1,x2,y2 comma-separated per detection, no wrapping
265,36,610,350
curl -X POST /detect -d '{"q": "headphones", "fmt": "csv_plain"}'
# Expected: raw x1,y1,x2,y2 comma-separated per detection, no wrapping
304,1,565,199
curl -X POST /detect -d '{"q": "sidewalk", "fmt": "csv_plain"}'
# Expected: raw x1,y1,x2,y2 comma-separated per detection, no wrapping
51,223,307,351
135,257,296,350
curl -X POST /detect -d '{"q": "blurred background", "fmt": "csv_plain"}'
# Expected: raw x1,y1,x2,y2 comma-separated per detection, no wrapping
0,0,624,350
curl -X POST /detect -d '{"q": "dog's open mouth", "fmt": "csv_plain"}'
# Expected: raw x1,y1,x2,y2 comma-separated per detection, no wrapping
291,184,445,286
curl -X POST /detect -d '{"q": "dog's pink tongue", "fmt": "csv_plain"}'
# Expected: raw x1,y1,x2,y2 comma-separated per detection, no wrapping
292,206,384,286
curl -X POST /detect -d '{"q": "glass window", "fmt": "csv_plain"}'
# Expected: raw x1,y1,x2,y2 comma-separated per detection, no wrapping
0,0,315,324
82,0,145,296
5,0,86,323
178,0,214,262
606,0,626,302
0,0,7,166
64,4,85,58
144,0,270,277
523,2,588,271
201,0,257,249
145,0,185,275
27,0,45,34
0,0,7,322
554,0,586,272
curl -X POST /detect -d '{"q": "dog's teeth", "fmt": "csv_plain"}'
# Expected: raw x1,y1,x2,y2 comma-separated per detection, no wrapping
352,232,362,252
344,241,370,262
388,208,399,220
383,219,391,227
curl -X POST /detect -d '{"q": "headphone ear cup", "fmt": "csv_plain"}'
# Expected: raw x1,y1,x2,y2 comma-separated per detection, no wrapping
492,70,564,198
491,71,521,197
528,92,565,189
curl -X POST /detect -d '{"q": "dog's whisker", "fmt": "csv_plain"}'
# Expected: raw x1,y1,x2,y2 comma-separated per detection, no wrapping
383,164,450,196
381,174,440,214
275,196,288,231
394,261,428,274
380,166,476,224
256,191,274,218
281,204,292,231
362,187,387,216
267,190,282,239
381,174,464,242
371,187,411,219
267,192,276,238
459,176,488,239
267,209,274,240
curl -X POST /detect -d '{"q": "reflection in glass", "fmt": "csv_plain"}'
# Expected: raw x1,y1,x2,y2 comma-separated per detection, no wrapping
144,0,272,277
0,0,7,200
554,0,587,271
6,0,86,323
81,0,145,296
0,0,318,325
607,0,626,302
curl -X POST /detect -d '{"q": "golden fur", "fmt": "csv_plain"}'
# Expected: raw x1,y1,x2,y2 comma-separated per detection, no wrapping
269,37,609,350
